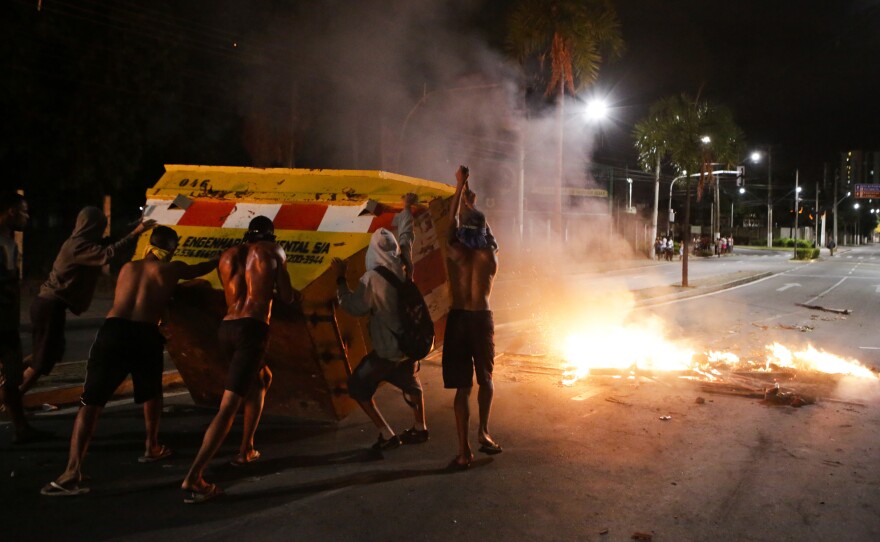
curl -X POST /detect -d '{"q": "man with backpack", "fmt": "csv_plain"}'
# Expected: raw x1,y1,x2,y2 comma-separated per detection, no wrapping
331,225,430,452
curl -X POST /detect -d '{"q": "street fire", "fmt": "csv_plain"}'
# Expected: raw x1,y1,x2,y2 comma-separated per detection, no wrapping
559,326,879,386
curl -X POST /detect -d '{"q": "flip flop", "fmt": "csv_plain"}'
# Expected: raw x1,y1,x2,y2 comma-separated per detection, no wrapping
138,445,173,463
183,483,224,504
478,440,503,455
229,450,261,467
41,481,90,497
446,456,472,471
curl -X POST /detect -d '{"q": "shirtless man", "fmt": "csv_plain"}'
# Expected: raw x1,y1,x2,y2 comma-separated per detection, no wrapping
443,166,501,470
181,215,300,504
41,226,217,496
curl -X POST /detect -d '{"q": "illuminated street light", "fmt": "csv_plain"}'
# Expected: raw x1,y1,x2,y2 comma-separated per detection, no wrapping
739,187,746,194
854,203,860,209
750,147,773,247
701,135,711,144
584,98,608,121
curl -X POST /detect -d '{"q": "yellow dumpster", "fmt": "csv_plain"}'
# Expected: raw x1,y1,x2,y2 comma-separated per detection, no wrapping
137,165,455,421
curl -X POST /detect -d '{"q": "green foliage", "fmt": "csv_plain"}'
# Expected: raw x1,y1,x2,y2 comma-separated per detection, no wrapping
506,0,624,96
633,94,745,183
794,248,820,260
774,238,812,248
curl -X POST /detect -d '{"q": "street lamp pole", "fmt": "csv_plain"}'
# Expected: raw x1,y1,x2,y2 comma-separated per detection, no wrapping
767,147,773,247
793,170,799,259
627,177,633,211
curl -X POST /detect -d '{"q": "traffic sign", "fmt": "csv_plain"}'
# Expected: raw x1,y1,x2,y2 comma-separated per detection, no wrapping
854,184,880,198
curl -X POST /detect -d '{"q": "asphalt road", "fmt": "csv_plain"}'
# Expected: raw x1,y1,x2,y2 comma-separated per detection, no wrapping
3,248,879,542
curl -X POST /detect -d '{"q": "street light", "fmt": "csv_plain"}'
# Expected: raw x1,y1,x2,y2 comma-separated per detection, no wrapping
584,98,609,122
751,147,773,247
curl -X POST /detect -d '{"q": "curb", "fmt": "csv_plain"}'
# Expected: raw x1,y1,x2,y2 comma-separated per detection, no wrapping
24,370,185,410
20,317,106,334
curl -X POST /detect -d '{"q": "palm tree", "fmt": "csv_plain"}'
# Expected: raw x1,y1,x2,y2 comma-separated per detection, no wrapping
507,0,624,232
633,94,744,286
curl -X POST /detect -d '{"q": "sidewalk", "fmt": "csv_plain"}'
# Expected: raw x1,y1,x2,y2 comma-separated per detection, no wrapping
14,264,777,411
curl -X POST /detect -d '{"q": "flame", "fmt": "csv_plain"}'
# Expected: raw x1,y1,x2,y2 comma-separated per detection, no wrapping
766,342,877,379
559,322,695,385
559,328,878,386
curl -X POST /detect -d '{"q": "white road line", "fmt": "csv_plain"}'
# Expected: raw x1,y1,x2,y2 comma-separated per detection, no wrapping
804,277,848,305
859,346,880,350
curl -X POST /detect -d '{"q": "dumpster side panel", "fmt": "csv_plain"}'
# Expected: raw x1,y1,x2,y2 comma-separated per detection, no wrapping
142,166,454,421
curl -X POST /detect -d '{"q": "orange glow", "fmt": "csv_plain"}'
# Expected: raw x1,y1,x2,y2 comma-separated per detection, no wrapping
559,327,878,386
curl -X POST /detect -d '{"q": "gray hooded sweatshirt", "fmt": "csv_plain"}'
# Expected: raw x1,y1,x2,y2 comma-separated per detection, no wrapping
336,228,407,362
38,207,140,315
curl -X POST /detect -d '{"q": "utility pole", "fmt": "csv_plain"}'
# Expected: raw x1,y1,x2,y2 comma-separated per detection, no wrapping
793,170,799,259
766,146,773,247
815,180,820,247
833,166,839,245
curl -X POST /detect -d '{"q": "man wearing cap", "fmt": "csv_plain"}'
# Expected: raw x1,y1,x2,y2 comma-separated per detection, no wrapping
443,166,501,470
181,216,301,504
41,226,217,496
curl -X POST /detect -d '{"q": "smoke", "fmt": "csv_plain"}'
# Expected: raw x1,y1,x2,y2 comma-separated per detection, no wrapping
236,0,622,265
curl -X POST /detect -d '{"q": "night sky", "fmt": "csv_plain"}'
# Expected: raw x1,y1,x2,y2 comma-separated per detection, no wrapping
3,0,879,221
595,0,880,177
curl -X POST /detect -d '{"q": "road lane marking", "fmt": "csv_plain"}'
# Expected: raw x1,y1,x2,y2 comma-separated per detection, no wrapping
804,277,847,305
776,283,801,291
859,346,880,350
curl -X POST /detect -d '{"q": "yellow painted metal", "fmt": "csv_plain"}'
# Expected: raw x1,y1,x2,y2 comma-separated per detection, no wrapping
148,164,454,205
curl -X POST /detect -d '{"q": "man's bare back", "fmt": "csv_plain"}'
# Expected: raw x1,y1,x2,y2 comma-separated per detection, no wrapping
446,245,497,310
219,241,294,323
108,259,216,324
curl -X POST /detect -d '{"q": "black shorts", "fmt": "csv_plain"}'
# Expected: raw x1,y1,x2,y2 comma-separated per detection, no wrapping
347,352,422,402
81,318,165,407
29,295,68,375
442,309,495,388
219,318,270,397
0,328,23,389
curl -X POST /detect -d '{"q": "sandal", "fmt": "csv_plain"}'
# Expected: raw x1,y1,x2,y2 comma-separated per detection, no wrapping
138,445,173,463
183,483,224,504
399,427,429,444
41,480,90,497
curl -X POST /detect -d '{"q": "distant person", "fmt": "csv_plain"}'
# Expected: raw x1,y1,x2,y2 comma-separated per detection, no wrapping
0,192,44,444
181,216,300,504
653,237,662,260
331,226,429,452
827,239,836,256
392,192,419,281
444,165,501,470
22,207,155,395
728,235,734,254
41,226,217,497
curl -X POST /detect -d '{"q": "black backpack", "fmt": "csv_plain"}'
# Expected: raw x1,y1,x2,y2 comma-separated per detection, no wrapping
374,266,435,360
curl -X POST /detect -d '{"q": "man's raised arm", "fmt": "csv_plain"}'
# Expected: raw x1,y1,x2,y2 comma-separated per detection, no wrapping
448,165,468,244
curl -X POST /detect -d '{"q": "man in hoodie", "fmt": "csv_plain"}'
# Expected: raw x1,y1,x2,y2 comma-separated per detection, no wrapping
0,191,43,444
41,226,217,497
21,207,155,394
181,216,300,504
331,225,429,452
444,166,501,470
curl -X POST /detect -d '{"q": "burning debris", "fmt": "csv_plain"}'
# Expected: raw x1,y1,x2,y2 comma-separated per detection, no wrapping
556,316,879,396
